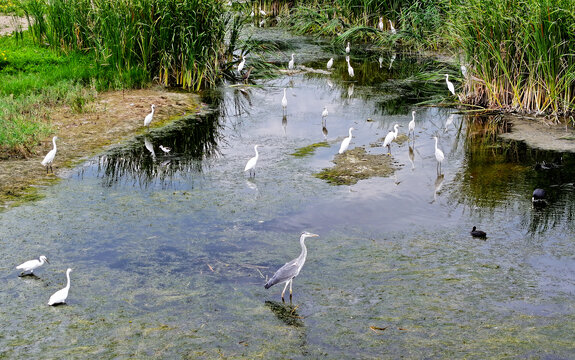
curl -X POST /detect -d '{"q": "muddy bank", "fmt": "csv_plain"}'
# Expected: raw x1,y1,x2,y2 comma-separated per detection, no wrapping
0,88,202,207
499,116,575,153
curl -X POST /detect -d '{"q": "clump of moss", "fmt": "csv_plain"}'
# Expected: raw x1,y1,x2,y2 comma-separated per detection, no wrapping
291,141,330,157
315,147,399,185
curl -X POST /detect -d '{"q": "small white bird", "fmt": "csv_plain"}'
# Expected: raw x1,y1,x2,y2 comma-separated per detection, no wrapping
16,255,49,276
144,104,155,128
389,20,396,34
378,17,384,31
345,42,350,54
461,64,468,78
445,74,456,96
41,136,58,173
322,106,329,118
379,56,383,68
434,136,445,174
326,58,333,70
259,7,266,16
383,124,399,153
408,111,416,137
48,268,72,306
244,145,261,177
338,127,355,154
346,58,354,77
281,88,288,112
159,145,171,153
238,55,246,72
288,53,295,70
389,52,396,70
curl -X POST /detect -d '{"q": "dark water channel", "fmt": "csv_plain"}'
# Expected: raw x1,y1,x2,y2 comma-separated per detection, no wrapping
2,31,575,358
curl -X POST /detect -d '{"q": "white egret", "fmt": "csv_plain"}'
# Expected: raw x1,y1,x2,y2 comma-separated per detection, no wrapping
144,104,155,128
408,111,416,138
383,124,399,154
471,226,487,238
445,74,455,96
264,231,319,302
159,145,171,153
48,268,72,306
434,136,445,174
16,255,49,276
244,144,261,177
322,106,329,118
326,57,333,70
378,17,384,31
259,7,266,16
41,136,58,173
346,57,354,77
237,55,246,72
338,127,355,154
345,42,350,54
281,88,288,112
389,20,396,34
288,53,295,70
379,56,383,68
444,113,455,131
461,64,468,78
389,52,396,70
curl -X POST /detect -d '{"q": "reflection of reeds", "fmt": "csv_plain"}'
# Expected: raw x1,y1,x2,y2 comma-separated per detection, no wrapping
97,111,222,188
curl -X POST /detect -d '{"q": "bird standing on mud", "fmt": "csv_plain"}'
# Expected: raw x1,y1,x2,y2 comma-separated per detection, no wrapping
144,104,155,128
41,136,58,174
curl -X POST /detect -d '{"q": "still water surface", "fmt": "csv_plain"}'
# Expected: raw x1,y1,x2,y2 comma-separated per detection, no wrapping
1,33,575,358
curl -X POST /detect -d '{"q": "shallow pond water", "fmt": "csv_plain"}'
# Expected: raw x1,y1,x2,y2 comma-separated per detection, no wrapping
2,30,575,358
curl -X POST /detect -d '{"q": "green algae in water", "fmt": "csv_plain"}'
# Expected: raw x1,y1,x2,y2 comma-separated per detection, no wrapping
315,147,400,185
291,141,330,157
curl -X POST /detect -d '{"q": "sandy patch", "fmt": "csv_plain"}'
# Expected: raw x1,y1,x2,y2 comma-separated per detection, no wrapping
0,15,28,36
0,87,202,206
499,116,575,153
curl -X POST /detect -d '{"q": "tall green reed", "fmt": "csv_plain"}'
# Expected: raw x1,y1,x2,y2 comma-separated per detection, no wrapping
452,0,575,116
22,0,227,91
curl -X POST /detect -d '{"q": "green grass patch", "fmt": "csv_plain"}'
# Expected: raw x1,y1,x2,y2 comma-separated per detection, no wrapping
291,141,329,157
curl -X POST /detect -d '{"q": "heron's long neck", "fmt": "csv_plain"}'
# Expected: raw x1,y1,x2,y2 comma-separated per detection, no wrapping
52,138,57,150
298,236,308,264
348,128,353,138
254,146,259,158
65,271,71,290
434,137,438,150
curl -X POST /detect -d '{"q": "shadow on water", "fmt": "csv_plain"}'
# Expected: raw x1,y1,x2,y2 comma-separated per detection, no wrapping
265,300,305,327
94,105,224,188
450,114,575,236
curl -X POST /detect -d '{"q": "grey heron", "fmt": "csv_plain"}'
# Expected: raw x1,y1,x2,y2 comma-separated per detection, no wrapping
265,231,319,302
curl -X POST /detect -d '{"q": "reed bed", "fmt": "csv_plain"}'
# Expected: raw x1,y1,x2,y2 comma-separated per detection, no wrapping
21,0,227,91
452,0,575,116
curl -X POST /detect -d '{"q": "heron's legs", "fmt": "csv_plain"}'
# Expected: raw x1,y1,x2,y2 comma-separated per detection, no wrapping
289,280,293,302
281,280,290,302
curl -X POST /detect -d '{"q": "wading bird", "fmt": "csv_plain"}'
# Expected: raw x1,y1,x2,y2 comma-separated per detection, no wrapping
383,124,399,154
433,136,444,174
264,231,319,302
346,57,354,77
288,53,295,70
322,106,329,119
48,268,72,306
389,20,396,34
326,58,333,70
159,145,171,153
144,104,155,128
470,226,487,238
345,42,350,54
338,127,355,154
244,145,261,177
16,255,49,276
445,74,455,96
237,55,246,72
41,136,58,174
378,17,384,31
281,88,288,113
408,111,416,138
